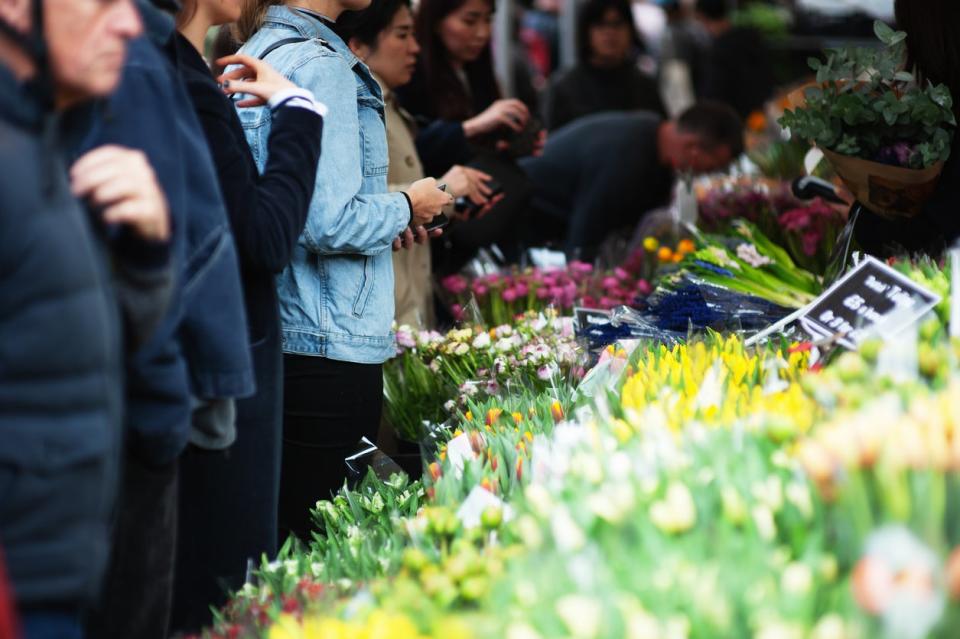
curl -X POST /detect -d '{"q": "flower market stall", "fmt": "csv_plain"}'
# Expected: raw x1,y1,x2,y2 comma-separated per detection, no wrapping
188,23,960,639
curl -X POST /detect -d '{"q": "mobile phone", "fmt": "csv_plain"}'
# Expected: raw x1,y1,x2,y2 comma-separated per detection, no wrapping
455,179,504,217
503,117,542,159
424,182,450,231
424,212,450,231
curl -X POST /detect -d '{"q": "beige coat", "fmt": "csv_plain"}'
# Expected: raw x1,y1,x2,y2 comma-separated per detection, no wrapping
380,75,436,329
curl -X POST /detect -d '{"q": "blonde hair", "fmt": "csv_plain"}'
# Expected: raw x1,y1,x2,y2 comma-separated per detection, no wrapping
236,0,285,43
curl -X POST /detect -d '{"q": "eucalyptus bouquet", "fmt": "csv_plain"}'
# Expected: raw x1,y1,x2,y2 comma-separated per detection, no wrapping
779,21,956,217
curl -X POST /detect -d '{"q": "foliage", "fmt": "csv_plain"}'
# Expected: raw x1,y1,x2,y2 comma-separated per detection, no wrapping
779,21,956,169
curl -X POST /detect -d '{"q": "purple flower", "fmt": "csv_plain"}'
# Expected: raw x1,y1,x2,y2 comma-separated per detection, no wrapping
602,276,620,290
473,283,488,296
502,288,518,302
875,141,916,168
535,286,551,300
515,282,529,297
614,267,630,281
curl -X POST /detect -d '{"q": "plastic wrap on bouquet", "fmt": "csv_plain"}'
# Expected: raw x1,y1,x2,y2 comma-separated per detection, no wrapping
576,305,685,352
643,273,795,333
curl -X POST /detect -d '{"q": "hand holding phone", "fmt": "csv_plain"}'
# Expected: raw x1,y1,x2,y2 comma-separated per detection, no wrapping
455,178,503,219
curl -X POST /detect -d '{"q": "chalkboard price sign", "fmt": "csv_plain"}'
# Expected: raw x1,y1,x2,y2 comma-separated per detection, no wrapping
798,256,940,349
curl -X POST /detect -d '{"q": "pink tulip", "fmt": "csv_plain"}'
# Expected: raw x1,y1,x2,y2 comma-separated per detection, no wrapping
502,288,518,302
441,274,468,295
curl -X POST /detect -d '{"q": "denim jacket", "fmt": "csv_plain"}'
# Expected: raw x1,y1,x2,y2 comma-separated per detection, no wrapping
237,7,410,364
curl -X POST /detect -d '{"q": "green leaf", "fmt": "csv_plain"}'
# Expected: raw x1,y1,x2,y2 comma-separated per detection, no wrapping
873,20,896,45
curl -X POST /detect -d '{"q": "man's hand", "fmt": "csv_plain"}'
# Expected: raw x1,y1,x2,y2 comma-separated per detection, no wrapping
70,145,170,242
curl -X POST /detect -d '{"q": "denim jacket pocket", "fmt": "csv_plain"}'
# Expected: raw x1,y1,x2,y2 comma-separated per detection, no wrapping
352,255,375,317
357,126,389,179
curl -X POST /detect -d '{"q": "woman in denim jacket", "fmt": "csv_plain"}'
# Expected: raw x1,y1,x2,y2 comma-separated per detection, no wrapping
235,1,451,541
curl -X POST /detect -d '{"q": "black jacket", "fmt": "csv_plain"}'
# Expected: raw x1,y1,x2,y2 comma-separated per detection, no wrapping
699,26,775,119
397,61,495,178
169,32,322,343
545,62,666,131
0,66,169,607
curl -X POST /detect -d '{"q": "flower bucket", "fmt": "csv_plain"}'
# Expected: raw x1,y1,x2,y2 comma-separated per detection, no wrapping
820,148,944,219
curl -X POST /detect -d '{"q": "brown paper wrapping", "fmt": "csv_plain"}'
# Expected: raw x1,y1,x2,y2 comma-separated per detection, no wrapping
820,148,944,219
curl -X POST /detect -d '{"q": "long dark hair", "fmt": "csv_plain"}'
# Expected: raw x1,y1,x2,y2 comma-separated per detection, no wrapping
334,0,410,51
576,0,645,66
895,0,960,118
413,0,500,121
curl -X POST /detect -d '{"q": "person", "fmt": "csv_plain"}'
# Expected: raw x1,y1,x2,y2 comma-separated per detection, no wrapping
657,0,709,116
0,2,173,638
544,0,665,131
694,0,775,120
520,102,743,258
234,0,451,542
852,0,960,257
72,2,255,637
335,0,498,328
398,0,543,177
398,0,546,273
168,0,326,629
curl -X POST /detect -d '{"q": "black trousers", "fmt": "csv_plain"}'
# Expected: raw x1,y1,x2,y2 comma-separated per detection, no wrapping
86,455,178,639
170,329,283,634
278,355,383,542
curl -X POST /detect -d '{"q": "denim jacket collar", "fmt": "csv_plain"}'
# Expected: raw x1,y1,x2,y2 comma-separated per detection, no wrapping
264,5,361,70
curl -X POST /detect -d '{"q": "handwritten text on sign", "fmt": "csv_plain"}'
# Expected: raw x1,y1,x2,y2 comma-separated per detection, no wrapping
798,256,940,349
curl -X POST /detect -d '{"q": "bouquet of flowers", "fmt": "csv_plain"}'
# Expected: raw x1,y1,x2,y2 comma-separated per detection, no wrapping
384,312,586,441
778,197,846,274
696,177,846,275
696,177,799,236
439,241,697,326
617,334,815,439
779,21,956,218
440,263,592,326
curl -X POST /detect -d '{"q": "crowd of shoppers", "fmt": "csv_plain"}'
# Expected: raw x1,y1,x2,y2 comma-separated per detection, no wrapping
0,0,747,638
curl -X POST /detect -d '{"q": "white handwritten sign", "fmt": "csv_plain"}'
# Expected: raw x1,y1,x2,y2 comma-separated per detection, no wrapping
798,256,940,349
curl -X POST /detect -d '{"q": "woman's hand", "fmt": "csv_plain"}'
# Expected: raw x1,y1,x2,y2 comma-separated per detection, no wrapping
216,54,297,107
463,99,530,138
392,225,442,251
441,165,493,206
405,177,454,227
